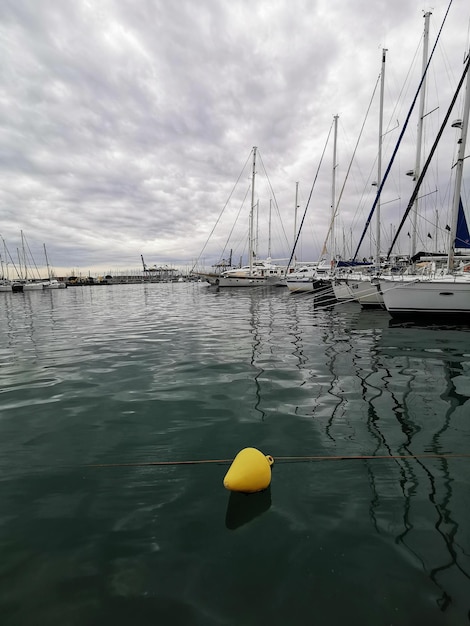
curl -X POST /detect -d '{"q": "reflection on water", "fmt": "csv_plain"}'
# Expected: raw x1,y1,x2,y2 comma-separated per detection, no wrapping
308,303,470,620
1,285,470,624
225,488,272,530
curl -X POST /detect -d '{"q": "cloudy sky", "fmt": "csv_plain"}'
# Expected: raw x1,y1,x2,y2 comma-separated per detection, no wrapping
1,0,469,277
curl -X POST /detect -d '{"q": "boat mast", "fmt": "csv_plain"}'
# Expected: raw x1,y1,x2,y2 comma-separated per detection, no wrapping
376,48,387,268
293,181,299,263
21,230,27,280
329,115,338,262
43,243,51,280
268,198,272,259
447,52,470,272
248,146,257,272
410,11,432,258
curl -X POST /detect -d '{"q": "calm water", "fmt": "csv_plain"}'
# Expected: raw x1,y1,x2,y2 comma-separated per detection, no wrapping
1,283,470,625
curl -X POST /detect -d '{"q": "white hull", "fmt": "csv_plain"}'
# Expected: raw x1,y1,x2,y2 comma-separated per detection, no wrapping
330,279,351,301
216,275,274,287
23,282,46,290
285,263,328,293
44,280,66,289
286,279,314,293
192,272,222,286
380,275,470,317
347,277,384,307
216,260,286,288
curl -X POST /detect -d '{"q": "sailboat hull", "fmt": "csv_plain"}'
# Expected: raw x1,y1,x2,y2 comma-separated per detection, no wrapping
347,277,384,308
380,276,470,318
44,280,66,289
216,275,272,287
286,278,315,293
331,279,352,301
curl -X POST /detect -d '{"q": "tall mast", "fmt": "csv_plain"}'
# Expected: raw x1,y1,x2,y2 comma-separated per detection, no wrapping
329,115,339,261
447,52,470,271
411,11,432,258
248,146,257,272
21,230,27,280
376,48,387,268
293,181,299,262
44,243,51,280
268,198,272,259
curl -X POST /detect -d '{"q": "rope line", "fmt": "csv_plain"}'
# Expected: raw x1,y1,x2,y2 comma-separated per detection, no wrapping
85,453,470,469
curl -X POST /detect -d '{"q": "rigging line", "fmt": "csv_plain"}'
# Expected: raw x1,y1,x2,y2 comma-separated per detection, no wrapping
387,51,470,258
24,234,41,279
322,73,382,256
286,121,334,272
353,0,454,260
257,150,291,249
219,184,251,261
0,235,22,279
287,275,421,306
85,452,470,469
190,149,253,273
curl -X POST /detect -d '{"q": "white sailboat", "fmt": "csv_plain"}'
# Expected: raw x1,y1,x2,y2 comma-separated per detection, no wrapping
43,244,66,289
215,147,286,288
334,47,389,308
285,262,319,293
349,13,447,311
15,231,48,290
287,115,339,301
380,49,470,319
0,241,13,292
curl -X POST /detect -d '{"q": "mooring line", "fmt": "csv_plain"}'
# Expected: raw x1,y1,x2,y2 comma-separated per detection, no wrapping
85,453,470,469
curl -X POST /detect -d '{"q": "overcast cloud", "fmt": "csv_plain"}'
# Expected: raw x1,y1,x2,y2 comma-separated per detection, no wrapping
0,0,469,276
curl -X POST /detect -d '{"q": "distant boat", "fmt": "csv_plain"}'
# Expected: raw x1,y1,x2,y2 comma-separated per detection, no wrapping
193,146,287,288
15,232,48,291
43,278,66,289
286,116,340,301
0,243,13,291
0,279,12,292
42,244,66,289
217,259,286,287
23,281,46,291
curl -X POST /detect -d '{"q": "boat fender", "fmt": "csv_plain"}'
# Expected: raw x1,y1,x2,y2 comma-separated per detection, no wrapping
223,447,274,493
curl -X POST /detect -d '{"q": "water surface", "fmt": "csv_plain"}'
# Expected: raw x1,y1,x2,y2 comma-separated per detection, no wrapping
1,284,470,625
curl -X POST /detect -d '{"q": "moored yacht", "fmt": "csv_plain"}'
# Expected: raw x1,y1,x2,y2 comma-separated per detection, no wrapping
285,263,318,293
217,259,286,287
381,48,470,319
0,279,13,292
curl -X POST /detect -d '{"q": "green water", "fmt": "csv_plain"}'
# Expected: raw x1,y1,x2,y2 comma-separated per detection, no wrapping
1,284,470,625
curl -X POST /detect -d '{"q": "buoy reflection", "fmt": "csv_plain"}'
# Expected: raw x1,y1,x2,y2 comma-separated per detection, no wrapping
225,487,272,530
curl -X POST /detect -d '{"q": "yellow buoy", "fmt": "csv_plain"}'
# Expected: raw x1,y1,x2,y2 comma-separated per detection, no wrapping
223,447,274,493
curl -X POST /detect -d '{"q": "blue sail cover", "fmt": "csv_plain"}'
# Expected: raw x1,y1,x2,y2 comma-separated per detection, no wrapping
455,197,470,249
